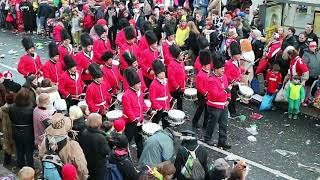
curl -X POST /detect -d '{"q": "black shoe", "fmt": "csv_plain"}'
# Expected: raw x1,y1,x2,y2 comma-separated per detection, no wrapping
217,143,231,150
204,140,216,146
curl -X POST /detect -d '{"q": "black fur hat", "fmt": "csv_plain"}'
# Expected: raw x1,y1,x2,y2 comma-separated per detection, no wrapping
124,26,136,40
80,33,93,47
212,52,225,69
94,25,106,37
169,44,182,59
118,18,130,30
164,26,175,37
122,51,137,66
124,67,140,87
152,60,165,75
101,51,114,61
229,41,241,56
141,21,153,35
145,30,158,45
60,29,71,41
21,37,34,51
88,63,103,79
198,36,209,50
64,55,77,69
199,49,211,66
48,42,59,58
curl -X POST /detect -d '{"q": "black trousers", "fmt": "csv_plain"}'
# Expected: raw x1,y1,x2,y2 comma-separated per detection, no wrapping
125,123,143,158
192,93,208,127
228,85,238,115
143,76,153,88
170,90,183,111
152,110,170,129
204,106,228,144
13,126,34,168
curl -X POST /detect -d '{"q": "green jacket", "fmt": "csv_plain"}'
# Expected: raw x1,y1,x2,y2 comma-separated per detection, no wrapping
286,82,305,100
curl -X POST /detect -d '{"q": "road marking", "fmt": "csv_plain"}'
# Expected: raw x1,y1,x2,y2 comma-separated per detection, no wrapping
198,141,298,180
0,63,17,72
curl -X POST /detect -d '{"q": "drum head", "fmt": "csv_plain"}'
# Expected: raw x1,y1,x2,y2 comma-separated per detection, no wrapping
168,110,185,120
184,88,197,96
112,60,120,66
239,85,254,96
185,66,194,71
117,93,124,102
106,110,123,119
142,122,162,135
144,99,151,108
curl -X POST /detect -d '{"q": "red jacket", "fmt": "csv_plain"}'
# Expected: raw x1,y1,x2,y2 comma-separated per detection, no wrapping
86,81,112,113
265,41,281,60
119,42,139,71
207,74,231,109
140,47,158,80
167,59,187,92
75,51,93,82
149,78,171,111
266,70,282,94
42,59,63,83
137,36,149,58
123,68,147,93
58,71,84,98
224,59,244,84
102,64,123,95
194,56,213,72
162,40,174,66
18,53,43,78
196,68,210,96
115,30,126,49
83,13,94,30
93,38,114,65
122,87,149,123
58,44,74,70
289,56,309,79
53,25,64,43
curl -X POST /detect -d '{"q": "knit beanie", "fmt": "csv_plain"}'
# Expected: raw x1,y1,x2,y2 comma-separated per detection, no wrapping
62,164,78,180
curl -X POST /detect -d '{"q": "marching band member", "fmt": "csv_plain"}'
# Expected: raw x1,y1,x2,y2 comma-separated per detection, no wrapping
75,33,94,85
168,44,187,111
58,55,85,108
18,37,43,78
224,41,244,118
58,29,74,70
42,42,63,84
115,18,130,50
119,26,138,72
122,51,147,93
93,25,114,65
161,27,175,67
101,51,123,95
86,63,112,116
122,67,150,158
192,49,211,129
193,36,213,73
140,30,158,87
205,53,232,149
149,60,172,129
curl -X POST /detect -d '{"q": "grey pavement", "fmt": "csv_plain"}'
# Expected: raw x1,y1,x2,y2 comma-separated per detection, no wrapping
0,31,319,180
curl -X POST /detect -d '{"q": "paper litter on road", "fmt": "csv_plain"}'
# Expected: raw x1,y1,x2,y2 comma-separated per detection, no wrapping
246,127,258,136
239,115,246,121
316,124,320,127
278,131,284,135
284,124,290,127
247,135,257,142
8,50,17,54
305,140,311,145
298,163,320,173
225,154,240,161
274,149,297,157
0,54,5,58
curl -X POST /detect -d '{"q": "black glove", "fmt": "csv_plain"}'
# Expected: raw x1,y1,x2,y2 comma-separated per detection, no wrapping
132,119,139,126
66,94,72,102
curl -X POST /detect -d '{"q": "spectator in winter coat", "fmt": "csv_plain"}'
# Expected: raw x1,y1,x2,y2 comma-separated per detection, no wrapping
302,41,320,87
281,27,299,50
250,29,265,60
36,78,61,113
20,0,35,33
69,105,86,139
175,15,190,48
79,113,111,180
305,23,319,44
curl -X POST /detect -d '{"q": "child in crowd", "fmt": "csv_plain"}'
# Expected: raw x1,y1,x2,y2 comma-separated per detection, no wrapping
286,75,305,119
265,64,282,95
71,8,82,48
18,166,35,180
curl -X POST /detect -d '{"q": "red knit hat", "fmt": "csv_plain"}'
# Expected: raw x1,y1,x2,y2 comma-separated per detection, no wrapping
113,119,126,132
62,164,77,180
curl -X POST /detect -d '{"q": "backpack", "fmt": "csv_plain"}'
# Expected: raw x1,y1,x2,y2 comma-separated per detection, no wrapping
42,138,67,180
181,145,206,180
104,156,127,180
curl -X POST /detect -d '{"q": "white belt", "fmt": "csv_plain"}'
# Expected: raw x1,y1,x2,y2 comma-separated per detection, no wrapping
156,96,168,101
95,101,106,106
208,100,228,106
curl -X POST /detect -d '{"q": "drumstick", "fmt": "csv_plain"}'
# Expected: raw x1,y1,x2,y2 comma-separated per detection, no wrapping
148,112,157,122
171,100,177,110
109,100,118,107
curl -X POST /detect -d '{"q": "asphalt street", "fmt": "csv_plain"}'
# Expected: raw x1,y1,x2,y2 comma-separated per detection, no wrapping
0,31,319,180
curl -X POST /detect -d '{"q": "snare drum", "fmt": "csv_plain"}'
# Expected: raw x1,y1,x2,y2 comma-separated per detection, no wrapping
185,66,194,76
144,99,151,108
168,109,185,126
106,110,123,121
117,92,124,103
112,60,120,66
238,85,254,101
142,122,162,139
184,88,197,101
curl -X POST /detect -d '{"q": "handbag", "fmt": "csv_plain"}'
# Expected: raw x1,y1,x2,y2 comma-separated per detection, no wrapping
259,94,274,111
275,81,290,102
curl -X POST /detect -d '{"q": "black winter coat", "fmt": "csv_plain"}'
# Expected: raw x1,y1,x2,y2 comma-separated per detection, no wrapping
79,128,111,180
174,139,208,180
281,35,299,50
109,150,139,180
252,40,265,60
